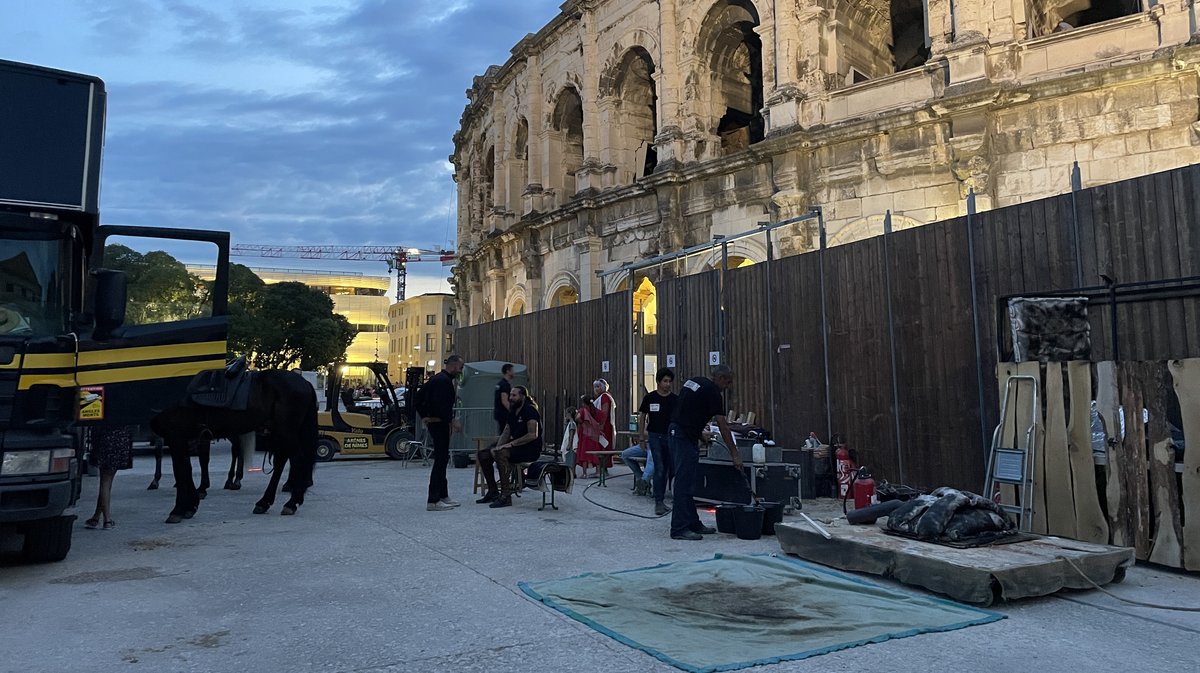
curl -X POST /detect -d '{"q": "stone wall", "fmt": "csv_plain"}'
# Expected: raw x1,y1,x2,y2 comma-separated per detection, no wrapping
452,0,1200,325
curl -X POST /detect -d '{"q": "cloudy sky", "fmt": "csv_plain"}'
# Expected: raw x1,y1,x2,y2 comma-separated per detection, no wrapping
4,0,562,297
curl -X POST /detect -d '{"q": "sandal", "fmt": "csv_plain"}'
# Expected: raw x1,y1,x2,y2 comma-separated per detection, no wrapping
84,517,100,529
102,519,116,530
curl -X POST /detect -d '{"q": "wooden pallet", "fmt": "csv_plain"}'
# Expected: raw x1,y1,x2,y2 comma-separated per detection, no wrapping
775,520,1133,606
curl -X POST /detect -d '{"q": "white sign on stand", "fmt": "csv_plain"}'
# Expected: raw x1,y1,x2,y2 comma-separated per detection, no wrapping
709,351,721,365
666,354,676,367
601,360,610,373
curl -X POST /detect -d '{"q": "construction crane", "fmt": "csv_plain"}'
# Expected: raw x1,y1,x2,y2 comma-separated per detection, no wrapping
230,244,456,301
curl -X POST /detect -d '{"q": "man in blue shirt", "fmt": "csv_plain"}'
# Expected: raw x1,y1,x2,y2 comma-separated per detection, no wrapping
668,365,740,540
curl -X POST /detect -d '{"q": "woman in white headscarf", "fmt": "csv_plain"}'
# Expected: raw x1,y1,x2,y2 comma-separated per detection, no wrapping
576,378,616,478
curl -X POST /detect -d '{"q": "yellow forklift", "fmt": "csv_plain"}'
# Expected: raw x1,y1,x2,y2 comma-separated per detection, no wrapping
316,362,415,461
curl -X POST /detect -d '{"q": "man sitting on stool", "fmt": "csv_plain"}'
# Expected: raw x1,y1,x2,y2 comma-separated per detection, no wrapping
476,386,543,508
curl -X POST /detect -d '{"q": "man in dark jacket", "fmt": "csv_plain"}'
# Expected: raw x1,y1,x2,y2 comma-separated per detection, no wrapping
423,355,464,511
493,363,515,433
668,365,740,540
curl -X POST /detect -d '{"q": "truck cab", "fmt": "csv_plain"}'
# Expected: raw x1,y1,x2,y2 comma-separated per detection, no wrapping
1,59,230,562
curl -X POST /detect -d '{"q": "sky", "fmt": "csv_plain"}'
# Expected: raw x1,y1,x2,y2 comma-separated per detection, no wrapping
3,0,563,299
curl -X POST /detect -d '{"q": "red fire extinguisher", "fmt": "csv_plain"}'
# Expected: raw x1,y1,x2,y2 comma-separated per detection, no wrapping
835,444,856,498
853,467,876,510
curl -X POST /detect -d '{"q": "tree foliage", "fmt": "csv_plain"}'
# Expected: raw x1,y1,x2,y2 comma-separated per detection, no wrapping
103,244,204,324
103,247,356,369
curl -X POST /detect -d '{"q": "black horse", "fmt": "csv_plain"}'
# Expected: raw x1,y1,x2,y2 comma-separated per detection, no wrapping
150,369,318,524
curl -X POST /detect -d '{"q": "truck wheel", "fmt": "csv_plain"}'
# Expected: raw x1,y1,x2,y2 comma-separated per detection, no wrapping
22,516,74,563
315,439,337,462
384,431,415,460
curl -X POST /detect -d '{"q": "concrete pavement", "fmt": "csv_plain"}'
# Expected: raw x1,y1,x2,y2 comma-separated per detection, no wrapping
1,446,1197,673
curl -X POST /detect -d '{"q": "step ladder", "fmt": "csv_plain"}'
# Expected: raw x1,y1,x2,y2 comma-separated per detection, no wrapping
985,374,1041,533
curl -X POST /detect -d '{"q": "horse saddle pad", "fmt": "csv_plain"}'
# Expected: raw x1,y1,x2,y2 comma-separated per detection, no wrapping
187,365,253,411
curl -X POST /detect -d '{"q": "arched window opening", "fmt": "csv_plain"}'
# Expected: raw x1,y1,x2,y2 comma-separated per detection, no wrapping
614,48,659,179
699,1,765,155
483,146,495,213
890,0,930,72
1029,0,1142,37
550,284,579,307
513,118,529,210
551,88,585,200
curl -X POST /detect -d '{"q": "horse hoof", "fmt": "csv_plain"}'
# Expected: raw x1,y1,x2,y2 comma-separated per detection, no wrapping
165,514,183,524
147,482,159,491
281,506,296,516
253,505,268,514
183,509,196,519
198,490,207,500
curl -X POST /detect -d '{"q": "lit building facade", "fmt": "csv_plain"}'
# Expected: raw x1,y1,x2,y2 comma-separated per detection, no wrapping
386,293,456,381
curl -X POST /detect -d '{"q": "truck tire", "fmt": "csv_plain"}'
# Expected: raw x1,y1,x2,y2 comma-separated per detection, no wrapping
22,516,74,563
384,431,415,460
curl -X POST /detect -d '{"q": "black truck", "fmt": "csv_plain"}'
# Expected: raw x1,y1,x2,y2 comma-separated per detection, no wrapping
1,59,231,562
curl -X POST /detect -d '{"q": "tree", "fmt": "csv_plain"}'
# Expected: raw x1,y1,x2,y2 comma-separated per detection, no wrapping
246,282,357,369
223,263,268,358
102,244,204,324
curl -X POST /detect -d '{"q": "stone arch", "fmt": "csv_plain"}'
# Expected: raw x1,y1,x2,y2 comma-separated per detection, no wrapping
545,271,581,307
1028,0,1142,38
549,87,584,204
505,283,529,318
601,46,659,183
483,145,495,214
686,237,769,274
827,213,924,247
832,1,928,84
694,0,766,155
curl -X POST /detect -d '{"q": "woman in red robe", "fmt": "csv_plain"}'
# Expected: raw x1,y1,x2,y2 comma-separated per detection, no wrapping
576,379,616,479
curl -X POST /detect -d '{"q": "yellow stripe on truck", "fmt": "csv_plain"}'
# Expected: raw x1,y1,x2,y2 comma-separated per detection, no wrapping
78,341,227,366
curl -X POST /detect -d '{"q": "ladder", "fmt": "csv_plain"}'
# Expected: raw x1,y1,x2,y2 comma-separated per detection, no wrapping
985,374,1041,533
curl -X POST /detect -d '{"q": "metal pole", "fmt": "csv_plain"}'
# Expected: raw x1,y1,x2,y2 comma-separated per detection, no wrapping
965,190,990,461
1107,274,1120,361
883,211,905,484
817,207,833,444
764,223,776,434
1070,161,1083,287
720,238,729,362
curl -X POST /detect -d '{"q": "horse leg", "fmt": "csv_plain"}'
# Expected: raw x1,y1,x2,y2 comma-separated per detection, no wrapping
147,438,163,490
197,439,210,500
224,435,241,490
254,453,286,514
165,437,200,524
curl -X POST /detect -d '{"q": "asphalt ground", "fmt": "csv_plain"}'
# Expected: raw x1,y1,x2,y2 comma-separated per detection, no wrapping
1,445,1197,673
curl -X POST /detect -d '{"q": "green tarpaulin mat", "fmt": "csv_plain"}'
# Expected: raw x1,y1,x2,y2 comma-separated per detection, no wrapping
519,553,1004,673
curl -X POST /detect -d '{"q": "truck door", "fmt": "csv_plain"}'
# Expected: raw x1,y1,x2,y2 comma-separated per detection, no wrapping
78,225,230,427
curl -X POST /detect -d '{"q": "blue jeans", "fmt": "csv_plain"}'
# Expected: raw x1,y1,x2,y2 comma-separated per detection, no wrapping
647,432,671,503
669,425,701,536
621,445,648,481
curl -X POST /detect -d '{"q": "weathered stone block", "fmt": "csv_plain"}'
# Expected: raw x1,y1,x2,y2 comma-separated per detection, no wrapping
1156,79,1185,105
926,182,963,208
1125,132,1151,155
894,188,927,212
1093,137,1127,160
1149,127,1193,151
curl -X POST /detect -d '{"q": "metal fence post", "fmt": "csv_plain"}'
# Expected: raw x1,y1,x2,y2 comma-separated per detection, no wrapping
965,190,990,462
882,211,905,484
764,222,776,434
817,207,832,444
1071,160,1084,287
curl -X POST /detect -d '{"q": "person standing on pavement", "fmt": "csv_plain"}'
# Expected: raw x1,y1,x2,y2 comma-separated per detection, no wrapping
638,368,678,516
423,355,464,511
668,365,740,540
493,363,515,433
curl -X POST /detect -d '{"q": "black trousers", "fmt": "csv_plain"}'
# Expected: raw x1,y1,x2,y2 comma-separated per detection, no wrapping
426,422,451,503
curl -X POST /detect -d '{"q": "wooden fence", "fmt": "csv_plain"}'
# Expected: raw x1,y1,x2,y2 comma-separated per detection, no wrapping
456,165,1200,567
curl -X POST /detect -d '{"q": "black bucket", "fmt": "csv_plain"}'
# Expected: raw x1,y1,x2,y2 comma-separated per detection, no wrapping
734,505,764,540
715,504,739,534
759,501,784,535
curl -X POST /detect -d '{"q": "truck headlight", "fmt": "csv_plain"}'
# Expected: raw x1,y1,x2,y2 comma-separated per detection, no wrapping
1,450,51,475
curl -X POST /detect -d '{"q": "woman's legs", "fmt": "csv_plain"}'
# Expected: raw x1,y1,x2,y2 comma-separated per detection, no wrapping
88,467,115,525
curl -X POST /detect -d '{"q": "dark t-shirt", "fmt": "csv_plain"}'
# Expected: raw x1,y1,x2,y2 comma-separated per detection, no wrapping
638,391,678,435
507,401,543,460
493,378,512,421
670,376,724,441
